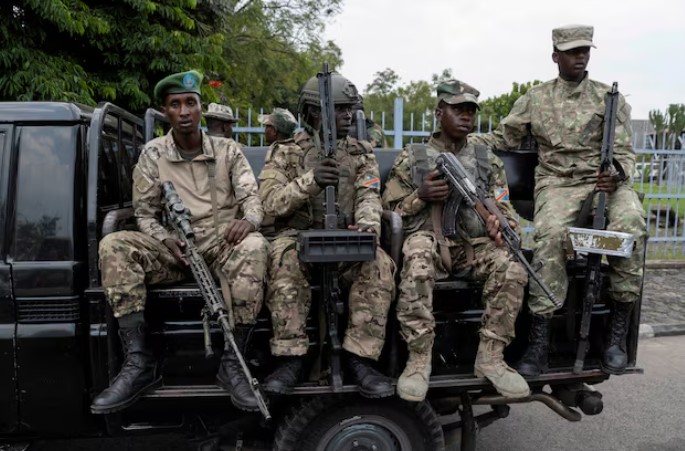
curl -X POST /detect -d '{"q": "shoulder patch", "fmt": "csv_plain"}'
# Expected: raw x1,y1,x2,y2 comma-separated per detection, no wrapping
494,188,510,201
362,174,380,189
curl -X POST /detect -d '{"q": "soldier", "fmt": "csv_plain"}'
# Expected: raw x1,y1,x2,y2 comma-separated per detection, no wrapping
204,102,239,140
470,25,647,376
91,71,269,414
351,95,389,148
258,107,298,146
383,80,530,402
258,72,396,397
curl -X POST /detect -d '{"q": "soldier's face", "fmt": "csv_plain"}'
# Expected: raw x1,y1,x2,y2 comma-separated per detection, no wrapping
335,104,353,138
553,47,591,81
264,124,278,145
436,102,477,141
163,93,202,135
223,122,234,139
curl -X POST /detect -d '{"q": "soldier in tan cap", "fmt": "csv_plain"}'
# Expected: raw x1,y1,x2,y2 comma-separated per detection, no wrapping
383,80,530,401
471,26,646,377
204,102,239,139
92,71,269,415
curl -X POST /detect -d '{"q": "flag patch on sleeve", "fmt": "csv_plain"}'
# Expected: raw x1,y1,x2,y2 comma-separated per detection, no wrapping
363,175,380,189
495,188,509,201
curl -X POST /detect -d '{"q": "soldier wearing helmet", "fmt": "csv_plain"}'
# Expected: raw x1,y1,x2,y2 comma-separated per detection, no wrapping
258,71,396,397
350,95,389,148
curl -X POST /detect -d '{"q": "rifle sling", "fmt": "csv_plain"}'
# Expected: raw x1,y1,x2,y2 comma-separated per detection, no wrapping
204,144,235,329
431,203,454,271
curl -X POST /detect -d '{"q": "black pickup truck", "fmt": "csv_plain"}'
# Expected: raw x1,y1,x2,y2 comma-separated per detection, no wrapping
0,102,644,451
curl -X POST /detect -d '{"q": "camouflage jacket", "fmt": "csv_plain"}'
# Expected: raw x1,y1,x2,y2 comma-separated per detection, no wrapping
258,130,383,236
133,130,263,242
368,121,388,148
470,74,635,190
382,135,518,243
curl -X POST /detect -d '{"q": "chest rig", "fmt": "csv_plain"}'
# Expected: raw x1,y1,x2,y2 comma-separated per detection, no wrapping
294,132,369,229
409,142,490,238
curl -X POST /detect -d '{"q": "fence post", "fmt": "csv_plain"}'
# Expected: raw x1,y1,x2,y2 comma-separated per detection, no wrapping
393,97,404,149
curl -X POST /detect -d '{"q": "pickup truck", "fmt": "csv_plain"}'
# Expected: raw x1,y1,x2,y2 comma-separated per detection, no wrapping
0,102,644,451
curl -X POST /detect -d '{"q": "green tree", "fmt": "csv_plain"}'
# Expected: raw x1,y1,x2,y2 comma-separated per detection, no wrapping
1,0,342,114
478,81,542,132
649,104,685,149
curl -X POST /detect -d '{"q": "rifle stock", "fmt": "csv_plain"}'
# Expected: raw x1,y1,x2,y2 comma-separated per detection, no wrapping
162,181,271,420
435,152,562,309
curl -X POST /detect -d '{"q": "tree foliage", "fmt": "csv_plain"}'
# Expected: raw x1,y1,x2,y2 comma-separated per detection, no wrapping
363,68,542,143
477,80,542,132
0,0,342,113
649,104,685,149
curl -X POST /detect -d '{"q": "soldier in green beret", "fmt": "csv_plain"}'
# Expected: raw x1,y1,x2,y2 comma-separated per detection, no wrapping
471,25,647,377
91,70,269,414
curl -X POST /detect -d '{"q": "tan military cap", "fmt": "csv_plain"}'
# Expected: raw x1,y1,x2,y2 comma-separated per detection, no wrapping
553,25,597,51
204,103,238,123
436,80,480,108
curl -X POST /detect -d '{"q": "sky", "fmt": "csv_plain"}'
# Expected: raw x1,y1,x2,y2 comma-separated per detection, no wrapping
323,0,685,119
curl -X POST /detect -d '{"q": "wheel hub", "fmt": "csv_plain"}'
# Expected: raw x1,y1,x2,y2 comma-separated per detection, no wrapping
325,423,400,451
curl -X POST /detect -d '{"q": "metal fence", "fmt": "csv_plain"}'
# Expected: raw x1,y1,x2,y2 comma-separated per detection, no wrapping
232,102,685,259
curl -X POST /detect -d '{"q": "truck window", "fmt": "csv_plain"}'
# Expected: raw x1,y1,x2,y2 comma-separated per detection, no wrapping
12,125,77,262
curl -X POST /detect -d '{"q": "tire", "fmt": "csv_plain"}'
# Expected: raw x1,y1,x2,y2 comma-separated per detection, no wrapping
273,395,445,451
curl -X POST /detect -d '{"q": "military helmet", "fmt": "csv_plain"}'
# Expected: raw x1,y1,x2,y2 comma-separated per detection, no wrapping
298,72,360,114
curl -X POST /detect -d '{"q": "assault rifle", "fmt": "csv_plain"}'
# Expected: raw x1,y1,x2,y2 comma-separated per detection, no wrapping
162,181,271,421
297,63,376,391
434,152,562,309
353,110,370,142
573,82,620,374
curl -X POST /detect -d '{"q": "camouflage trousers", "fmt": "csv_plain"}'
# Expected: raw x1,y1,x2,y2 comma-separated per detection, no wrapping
266,236,395,359
99,230,269,324
530,184,647,316
397,231,527,354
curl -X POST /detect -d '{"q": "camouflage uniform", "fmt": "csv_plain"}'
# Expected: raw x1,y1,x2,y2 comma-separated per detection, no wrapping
99,130,268,324
259,130,395,359
383,135,527,354
470,74,647,315
367,121,388,148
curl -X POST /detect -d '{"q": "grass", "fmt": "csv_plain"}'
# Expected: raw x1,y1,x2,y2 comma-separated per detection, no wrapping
634,182,685,215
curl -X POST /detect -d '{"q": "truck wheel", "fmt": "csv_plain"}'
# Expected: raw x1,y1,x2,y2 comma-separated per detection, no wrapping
273,396,445,451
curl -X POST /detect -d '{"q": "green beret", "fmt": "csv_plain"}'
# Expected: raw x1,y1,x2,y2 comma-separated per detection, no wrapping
154,70,203,103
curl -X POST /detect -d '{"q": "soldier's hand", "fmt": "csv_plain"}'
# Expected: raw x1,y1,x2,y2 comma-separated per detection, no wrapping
418,170,450,203
348,224,376,234
163,238,189,266
224,219,255,245
596,170,619,194
313,158,340,187
486,214,505,247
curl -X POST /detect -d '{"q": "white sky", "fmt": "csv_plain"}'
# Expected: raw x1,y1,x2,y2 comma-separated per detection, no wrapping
323,0,685,119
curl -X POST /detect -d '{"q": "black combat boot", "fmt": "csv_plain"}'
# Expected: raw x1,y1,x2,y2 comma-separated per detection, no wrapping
346,353,394,398
516,315,551,377
601,302,634,375
264,356,305,394
91,323,161,414
216,327,260,412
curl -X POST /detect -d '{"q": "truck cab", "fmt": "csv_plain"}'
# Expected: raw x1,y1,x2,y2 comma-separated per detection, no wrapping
0,102,644,451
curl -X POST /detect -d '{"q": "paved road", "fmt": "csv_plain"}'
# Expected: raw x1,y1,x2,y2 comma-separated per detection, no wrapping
473,335,685,451
641,268,685,327
14,336,685,451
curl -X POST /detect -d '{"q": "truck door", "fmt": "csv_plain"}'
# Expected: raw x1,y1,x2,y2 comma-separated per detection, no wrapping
0,124,18,434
